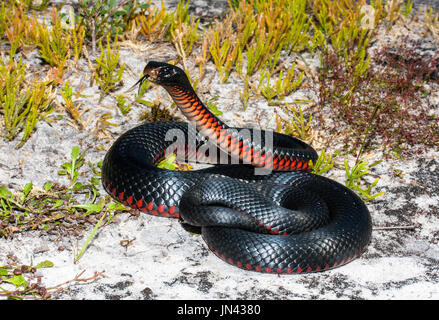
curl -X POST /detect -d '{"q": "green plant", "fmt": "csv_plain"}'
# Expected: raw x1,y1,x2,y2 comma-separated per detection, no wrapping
0,3,7,37
71,23,86,65
344,158,385,201
171,13,200,70
402,0,413,17
136,0,169,40
3,4,35,61
57,146,85,185
116,94,131,115
0,59,27,141
385,0,402,26
0,146,127,239
6,0,50,11
207,0,310,83
0,260,105,299
138,98,174,122
156,152,192,171
95,112,118,139
310,0,371,51
94,34,125,96
0,183,32,224
60,81,84,129
0,181,70,237
0,56,54,148
208,30,232,81
195,35,209,81
77,0,149,54
206,100,223,116
317,38,439,156
35,7,71,78
73,199,123,263
425,7,439,40
17,79,54,148
240,74,251,110
309,149,334,175
258,63,304,104
276,103,313,142
0,259,54,299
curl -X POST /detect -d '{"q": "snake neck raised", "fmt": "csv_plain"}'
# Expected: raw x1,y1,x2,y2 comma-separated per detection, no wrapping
165,84,228,134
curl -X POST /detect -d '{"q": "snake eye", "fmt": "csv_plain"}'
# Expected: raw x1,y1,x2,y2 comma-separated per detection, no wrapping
143,64,161,81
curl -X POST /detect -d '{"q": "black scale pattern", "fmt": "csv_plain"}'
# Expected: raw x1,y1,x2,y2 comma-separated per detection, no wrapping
102,121,372,273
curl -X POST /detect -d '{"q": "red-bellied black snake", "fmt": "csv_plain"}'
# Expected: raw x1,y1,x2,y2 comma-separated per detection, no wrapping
102,61,372,273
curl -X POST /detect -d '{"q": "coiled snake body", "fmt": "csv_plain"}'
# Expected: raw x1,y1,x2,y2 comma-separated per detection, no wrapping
102,61,372,273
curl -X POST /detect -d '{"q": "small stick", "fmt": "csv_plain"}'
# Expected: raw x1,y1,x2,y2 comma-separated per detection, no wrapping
373,225,417,231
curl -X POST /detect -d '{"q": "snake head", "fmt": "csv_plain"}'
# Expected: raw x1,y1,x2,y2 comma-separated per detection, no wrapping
134,61,191,94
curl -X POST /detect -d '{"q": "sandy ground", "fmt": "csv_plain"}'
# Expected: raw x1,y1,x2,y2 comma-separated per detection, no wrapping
0,0,438,300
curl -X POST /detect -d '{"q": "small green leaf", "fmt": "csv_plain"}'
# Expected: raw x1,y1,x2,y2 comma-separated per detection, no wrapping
44,182,53,192
0,268,9,276
107,202,126,211
108,0,117,10
157,153,178,170
52,199,63,209
3,275,28,288
73,182,83,190
207,102,223,116
113,10,126,16
75,212,108,262
23,183,33,198
73,203,103,215
72,171,79,183
35,260,54,268
365,192,385,201
71,146,80,162
90,177,101,186
0,186,12,199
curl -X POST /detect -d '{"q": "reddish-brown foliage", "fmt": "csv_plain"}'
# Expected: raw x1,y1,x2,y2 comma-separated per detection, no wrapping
315,38,439,157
